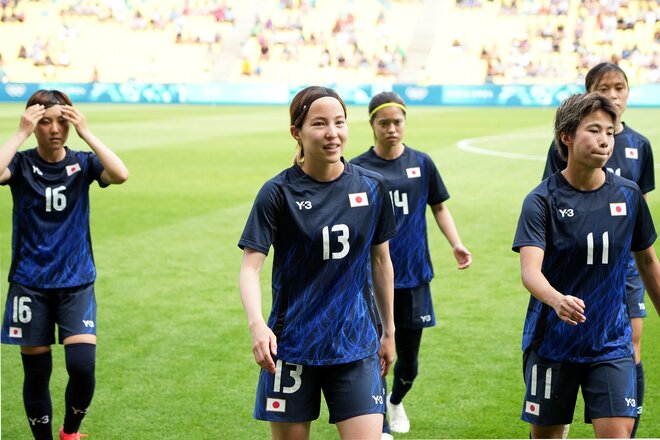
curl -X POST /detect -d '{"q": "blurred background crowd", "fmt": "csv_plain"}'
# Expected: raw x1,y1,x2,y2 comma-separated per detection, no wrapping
0,0,658,85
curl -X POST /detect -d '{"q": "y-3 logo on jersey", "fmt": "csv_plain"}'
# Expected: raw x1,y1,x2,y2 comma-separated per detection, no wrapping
558,208,574,218
32,166,43,176
296,201,312,210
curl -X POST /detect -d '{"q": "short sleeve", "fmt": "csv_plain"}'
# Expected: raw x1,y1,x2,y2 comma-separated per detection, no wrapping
237,181,283,255
512,192,548,253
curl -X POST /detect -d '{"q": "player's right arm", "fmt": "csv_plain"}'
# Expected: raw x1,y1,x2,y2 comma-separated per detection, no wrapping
239,247,277,373
519,246,586,326
0,104,45,183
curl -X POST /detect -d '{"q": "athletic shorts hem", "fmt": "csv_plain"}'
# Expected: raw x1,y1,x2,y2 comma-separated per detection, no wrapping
521,415,573,426
329,408,385,424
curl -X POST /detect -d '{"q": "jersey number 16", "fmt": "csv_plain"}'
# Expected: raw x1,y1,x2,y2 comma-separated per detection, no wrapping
45,186,67,212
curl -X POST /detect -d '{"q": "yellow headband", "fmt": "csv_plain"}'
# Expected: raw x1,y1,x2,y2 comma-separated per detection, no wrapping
369,102,406,119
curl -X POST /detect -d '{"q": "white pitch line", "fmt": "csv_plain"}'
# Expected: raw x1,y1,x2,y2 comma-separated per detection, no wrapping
456,133,547,162
457,133,660,168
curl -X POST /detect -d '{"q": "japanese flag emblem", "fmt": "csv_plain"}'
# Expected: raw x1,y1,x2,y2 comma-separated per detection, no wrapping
610,202,627,216
625,148,638,159
406,167,421,178
9,327,22,338
266,398,286,412
349,192,369,207
525,401,540,416
66,163,81,176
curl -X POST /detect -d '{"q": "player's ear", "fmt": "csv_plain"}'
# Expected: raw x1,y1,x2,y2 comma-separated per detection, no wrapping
560,131,573,148
290,125,300,142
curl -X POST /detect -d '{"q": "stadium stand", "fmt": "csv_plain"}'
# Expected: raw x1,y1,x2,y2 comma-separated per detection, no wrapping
0,0,657,85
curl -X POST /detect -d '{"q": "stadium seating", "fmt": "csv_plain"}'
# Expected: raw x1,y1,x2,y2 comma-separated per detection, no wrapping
0,0,657,85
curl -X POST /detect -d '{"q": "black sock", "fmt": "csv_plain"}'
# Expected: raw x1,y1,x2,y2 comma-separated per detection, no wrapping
22,351,53,440
63,344,96,434
390,328,422,405
631,362,644,438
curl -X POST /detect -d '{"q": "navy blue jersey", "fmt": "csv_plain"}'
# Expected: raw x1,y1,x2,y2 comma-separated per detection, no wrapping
350,146,449,288
513,172,656,363
542,123,655,278
2,147,106,288
238,159,396,366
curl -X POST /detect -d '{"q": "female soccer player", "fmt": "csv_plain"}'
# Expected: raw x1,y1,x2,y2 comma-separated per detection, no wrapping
514,92,660,439
238,86,396,440
351,92,472,434
542,63,654,437
0,90,129,440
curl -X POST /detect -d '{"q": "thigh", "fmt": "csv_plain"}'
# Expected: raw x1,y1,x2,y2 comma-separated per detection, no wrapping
56,283,97,343
521,350,580,426
1,283,56,346
394,284,435,329
254,359,321,422
582,356,637,420
322,354,385,424
625,274,646,318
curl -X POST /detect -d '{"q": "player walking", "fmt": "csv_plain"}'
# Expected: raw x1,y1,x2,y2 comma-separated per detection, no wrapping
514,92,660,438
0,89,129,440
238,86,396,439
542,63,654,438
351,92,471,435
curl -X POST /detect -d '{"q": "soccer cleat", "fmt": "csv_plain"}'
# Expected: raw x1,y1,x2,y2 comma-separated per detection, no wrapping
381,433,394,440
386,393,410,433
59,427,88,440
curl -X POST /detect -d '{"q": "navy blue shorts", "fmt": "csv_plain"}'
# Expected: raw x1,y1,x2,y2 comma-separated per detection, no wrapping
521,350,637,426
1,282,97,346
394,284,435,329
625,274,646,319
254,353,385,423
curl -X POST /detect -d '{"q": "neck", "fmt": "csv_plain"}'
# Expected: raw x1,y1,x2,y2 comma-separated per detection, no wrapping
37,146,66,163
374,143,404,160
301,159,344,182
615,120,624,134
561,166,606,191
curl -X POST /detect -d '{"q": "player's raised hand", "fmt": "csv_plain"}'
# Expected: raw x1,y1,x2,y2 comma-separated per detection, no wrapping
60,104,90,137
453,244,472,269
19,104,45,135
554,294,586,326
250,321,278,373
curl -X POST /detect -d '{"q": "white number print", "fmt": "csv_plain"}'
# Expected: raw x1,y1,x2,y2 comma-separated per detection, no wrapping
586,231,609,265
45,185,67,212
273,360,303,394
322,224,350,260
530,364,553,399
389,190,409,215
12,296,32,324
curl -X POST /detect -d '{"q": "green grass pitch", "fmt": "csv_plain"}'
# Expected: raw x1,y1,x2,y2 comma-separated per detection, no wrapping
1,103,658,439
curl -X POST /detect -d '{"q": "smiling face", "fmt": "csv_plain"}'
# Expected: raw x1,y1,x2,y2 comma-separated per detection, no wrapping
371,105,406,150
291,96,347,176
34,105,69,154
562,109,615,170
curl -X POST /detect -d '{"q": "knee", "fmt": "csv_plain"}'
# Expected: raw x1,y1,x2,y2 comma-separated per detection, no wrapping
394,358,418,380
64,343,96,379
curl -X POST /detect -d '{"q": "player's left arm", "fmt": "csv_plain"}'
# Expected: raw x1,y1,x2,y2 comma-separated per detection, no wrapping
430,202,472,269
370,241,395,377
60,105,129,185
633,245,660,316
